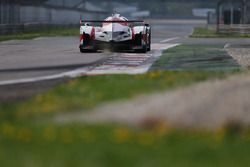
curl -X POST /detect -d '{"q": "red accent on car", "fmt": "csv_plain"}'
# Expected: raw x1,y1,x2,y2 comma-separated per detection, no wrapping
80,33,84,42
132,28,135,40
90,27,95,40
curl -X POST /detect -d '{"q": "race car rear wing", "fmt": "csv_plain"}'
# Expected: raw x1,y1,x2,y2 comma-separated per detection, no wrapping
80,20,149,26
80,20,144,23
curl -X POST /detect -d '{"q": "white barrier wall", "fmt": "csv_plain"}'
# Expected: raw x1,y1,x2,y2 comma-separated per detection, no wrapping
20,6,50,23
20,6,104,25
0,4,106,34
50,9,93,24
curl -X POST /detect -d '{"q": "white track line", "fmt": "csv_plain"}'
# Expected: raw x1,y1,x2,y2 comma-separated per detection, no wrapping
0,43,180,86
0,73,68,86
160,37,179,43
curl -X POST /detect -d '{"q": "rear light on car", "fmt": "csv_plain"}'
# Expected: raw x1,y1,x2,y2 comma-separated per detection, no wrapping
80,33,84,42
132,28,135,40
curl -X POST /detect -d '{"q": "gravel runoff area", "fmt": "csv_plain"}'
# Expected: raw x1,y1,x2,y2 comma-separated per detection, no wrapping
56,73,250,129
226,46,250,68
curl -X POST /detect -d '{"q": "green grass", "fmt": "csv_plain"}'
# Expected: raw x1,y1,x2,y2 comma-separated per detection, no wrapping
190,27,250,38
0,45,247,166
0,27,79,42
1,123,250,167
151,44,241,71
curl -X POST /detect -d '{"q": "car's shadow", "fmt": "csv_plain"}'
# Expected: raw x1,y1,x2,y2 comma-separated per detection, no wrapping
81,50,148,54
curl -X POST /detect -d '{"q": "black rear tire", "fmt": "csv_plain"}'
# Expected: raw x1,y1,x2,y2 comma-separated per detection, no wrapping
80,48,86,53
80,47,96,53
147,43,151,52
141,45,147,53
135,45,147,53
147,30,151,51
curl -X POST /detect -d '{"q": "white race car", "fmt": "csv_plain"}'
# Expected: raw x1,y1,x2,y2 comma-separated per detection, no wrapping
79,13,151,53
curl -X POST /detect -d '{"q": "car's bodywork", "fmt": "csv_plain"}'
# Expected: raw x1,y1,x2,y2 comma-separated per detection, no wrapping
79,13,151,53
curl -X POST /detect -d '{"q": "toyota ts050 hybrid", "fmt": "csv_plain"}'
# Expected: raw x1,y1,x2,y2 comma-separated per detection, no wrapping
79,13,151,53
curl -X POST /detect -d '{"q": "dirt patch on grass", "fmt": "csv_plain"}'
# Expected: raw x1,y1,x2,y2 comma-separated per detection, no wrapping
56,73,250,129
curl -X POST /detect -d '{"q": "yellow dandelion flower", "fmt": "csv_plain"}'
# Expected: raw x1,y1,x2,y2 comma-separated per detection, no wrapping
155,122,170,138
1,122,15,139
213,127,225,144
41,97,61,113
149,71,162,79
137,132,155,146
34,94,44,103
42,127,57,142
113,128,131,144
135,74,145,80
68,80,78,87
240,129,250,141
17,128,33,143
61,129,74,144
81,130,96,143
165,75,175,83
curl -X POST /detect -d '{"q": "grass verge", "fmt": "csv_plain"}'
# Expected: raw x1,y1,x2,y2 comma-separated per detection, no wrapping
0,27,79,42
0,71,229,121
190,27,250,38
151,44,241,71
1,122,250,167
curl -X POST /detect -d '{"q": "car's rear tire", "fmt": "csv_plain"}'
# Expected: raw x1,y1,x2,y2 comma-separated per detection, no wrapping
141,45,147,53
147,43,151,52
134,44,147,53
80,48,86,53
80,46,96,53
80,49,97,53
147,32,151,51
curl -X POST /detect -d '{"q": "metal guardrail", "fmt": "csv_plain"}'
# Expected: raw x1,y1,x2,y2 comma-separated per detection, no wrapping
218,24,250,34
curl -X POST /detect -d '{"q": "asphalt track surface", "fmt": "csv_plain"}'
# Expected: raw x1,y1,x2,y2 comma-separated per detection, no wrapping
1,20,250,101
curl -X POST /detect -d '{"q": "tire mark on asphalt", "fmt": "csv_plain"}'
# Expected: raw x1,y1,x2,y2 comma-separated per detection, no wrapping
0,60,106,73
